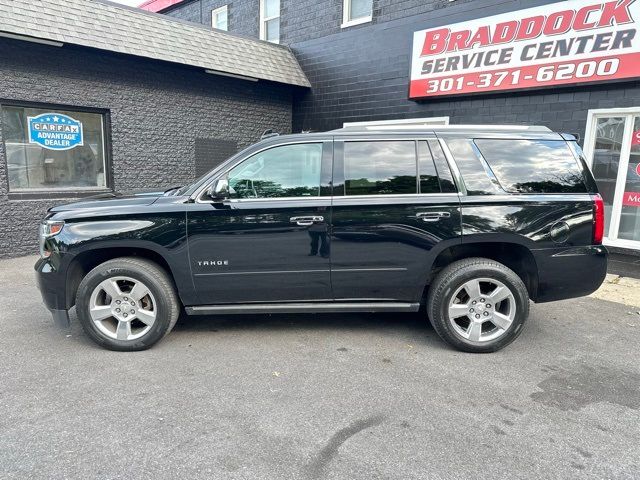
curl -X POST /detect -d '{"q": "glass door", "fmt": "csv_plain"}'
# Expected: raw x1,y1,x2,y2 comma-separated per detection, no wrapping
618,116,640,242
585,109,640,250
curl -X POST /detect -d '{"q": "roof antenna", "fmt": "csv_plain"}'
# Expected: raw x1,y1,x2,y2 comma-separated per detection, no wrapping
260,129,280,140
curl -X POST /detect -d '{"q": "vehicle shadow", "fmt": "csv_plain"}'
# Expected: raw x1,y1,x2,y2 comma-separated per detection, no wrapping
172,310,447,348
62,308,448,351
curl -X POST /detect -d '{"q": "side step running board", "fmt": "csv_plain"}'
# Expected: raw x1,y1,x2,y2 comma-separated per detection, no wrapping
185,302,421,315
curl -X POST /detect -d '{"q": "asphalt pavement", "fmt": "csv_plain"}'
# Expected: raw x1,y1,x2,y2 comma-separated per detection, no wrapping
1,255,639,480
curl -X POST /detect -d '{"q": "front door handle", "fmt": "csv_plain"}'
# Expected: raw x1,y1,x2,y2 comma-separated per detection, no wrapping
290,216,324,226
416,212,451,222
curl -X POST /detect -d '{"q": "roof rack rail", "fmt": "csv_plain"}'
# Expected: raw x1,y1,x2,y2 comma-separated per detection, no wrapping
333,124,552,132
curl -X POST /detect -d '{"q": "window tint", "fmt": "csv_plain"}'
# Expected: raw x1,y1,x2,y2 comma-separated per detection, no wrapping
426,140,457,193
2,105,107,192
417,141,439,194
446,139,502,195
475,139,588,194
227,143,322,198
344,141,417,196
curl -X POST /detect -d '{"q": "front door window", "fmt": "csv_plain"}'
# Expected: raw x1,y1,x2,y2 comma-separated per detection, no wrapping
227,143,322,199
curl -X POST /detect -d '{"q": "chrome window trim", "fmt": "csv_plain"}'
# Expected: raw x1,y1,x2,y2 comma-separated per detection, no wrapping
208,196,332,205
337,137,438,143
197,192,460,206
195,137,458,204
332,193,459,200
460,193,593,203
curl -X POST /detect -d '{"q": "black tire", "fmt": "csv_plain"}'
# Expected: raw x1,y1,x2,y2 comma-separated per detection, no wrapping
427,257,530,353
76,257,180,351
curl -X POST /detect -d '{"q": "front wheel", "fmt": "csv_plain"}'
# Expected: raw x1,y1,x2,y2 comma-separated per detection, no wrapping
427,258,530,353
76,257,180,351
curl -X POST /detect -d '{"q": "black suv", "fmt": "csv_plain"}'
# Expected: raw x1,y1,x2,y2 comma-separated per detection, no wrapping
36,125,607,353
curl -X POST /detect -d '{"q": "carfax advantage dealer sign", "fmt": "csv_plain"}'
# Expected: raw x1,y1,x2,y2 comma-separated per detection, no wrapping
410,0,640,99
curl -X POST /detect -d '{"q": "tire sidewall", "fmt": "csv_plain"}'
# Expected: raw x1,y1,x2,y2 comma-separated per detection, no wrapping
429,263,529,353
76,263,173,351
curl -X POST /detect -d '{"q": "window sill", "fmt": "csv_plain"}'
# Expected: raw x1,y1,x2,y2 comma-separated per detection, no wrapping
341,16,372,28
7,189,113,201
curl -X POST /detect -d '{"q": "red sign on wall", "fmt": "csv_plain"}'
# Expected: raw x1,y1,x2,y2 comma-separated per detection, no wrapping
623,191,640,207
410,0,640,99
632,131,640,145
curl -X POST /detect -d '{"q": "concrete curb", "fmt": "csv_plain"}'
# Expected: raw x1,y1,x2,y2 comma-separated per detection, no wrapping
590,274,640,309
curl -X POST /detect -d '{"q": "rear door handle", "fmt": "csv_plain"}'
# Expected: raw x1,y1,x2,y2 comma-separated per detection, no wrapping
290,216,324,226
416,212,451,222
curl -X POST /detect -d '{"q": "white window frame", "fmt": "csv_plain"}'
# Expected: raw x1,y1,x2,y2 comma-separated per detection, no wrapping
343,117,450,128
584,107,640,251
260,0,280,43
342,0,373,28
211,5,228,31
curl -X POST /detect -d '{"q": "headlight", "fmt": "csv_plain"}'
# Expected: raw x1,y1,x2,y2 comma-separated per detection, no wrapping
39,220,64,258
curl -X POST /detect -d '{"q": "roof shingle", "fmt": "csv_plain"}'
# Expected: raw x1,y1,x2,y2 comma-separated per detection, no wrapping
0,0,311,88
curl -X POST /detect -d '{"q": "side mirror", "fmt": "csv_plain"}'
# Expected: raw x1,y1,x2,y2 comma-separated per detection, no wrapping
206,178,230,201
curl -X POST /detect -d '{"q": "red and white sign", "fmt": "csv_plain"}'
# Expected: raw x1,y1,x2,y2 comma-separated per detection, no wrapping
632,130,640,145
410,0,640,99
623,191,640,206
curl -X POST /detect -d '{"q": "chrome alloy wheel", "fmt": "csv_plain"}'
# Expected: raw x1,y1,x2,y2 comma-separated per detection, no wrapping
447,278,516,343
88,276,157,341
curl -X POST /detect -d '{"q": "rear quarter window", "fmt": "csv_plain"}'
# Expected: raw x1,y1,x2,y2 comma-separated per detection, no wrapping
474,139,588,194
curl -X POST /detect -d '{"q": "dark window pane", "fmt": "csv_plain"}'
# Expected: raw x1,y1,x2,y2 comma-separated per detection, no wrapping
344,141,417,196
446,139,502,195
228,143,322,198
195,138,237,177
417,141,439,194
2,105,107,191
427,140,457,193
475,139,588,194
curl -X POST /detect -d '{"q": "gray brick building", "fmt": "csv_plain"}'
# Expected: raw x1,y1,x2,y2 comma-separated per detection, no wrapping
0,0,309,258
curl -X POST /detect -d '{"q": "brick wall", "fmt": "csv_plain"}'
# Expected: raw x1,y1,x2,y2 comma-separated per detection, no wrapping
0,38,293,258
160,0,640,137
164,0,259,37
290,0,640,135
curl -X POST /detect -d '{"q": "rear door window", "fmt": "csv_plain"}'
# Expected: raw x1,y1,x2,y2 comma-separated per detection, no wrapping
474,139,588,194
343,141,417,195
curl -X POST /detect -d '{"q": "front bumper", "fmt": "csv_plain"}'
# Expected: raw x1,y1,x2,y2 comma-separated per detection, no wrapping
35,257,70,328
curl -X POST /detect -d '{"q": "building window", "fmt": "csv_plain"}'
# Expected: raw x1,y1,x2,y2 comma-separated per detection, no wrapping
1,104,108,193
260,0,280,43
342,0,373,28
212,5,228,31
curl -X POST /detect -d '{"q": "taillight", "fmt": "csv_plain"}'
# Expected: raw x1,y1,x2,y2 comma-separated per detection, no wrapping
591,194,604,245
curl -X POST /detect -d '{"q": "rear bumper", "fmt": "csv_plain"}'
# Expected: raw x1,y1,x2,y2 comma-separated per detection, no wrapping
35,257,70,328
533,245,608,303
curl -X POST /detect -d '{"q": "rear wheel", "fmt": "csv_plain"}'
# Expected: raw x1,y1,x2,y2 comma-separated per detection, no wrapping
76,257,179,351
427,258,530,353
